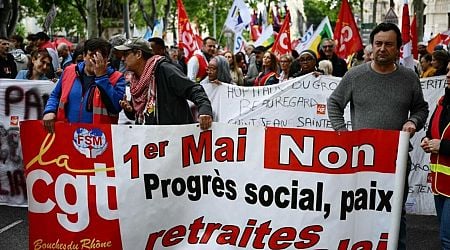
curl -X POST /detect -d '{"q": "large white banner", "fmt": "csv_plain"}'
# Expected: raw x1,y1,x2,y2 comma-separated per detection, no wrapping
21,121,408,249
203,74,446,215
0,79,54,206
202,74,347,129
408,76,446,215
111,123,408,249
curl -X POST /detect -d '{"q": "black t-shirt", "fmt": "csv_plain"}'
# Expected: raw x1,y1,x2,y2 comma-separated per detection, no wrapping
0,54,17,79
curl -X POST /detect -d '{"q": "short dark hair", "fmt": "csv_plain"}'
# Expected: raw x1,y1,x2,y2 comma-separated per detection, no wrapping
148,37,165,48
203,36,216,44
26,33,38,42
432,50,450,68
370,23,402,50
422,53,432,62
27,49,53,79
35,32,50,41
83,38,111,58
10,35,24,44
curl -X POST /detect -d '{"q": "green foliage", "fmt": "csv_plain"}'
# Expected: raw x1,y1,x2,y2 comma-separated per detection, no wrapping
304,0,338,28
182,0,233,38
19,0,85,36
304,0,361,30
14,23,26,37
51,6,85,37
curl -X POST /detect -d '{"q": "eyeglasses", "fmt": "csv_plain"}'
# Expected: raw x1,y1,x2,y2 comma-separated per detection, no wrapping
322,45,334,49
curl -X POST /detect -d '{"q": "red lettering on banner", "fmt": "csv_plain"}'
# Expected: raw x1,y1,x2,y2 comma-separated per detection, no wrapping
144,140,169,159
162,226,186,247
338,232,388,250
145,216,323,249
77,134,103,147
264,127,399,174
182,128,247,167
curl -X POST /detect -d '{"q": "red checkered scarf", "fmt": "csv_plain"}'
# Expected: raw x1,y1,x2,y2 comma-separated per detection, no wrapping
130,55,164,122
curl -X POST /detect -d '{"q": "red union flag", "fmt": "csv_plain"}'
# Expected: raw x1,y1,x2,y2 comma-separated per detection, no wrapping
271,11,291,58
411,15,418,59
177,0,199,62
334,0,363,59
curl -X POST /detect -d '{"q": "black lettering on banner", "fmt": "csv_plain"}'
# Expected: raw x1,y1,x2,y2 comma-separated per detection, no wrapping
339,181,393,220
410,163,430,172
413,184,433,194
291,78,338,92
0,170,27,197
420,78,446,90
297,117,333,128
227,86,250,99
244,181,331,219
5,86,48,120
143,170,237,201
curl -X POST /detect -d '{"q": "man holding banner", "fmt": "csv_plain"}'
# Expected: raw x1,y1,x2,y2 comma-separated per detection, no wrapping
115,38,213,129
43,38,126,133
327,22,429,250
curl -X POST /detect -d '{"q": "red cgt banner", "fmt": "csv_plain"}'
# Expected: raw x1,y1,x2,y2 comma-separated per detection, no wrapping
21,121,123,250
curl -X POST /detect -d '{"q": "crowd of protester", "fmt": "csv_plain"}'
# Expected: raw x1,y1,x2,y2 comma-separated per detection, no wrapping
1,31,449,86
1,27,450,249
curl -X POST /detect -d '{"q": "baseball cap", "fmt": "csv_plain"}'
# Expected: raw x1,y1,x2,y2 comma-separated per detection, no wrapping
114,38,152,54
109,34,127,47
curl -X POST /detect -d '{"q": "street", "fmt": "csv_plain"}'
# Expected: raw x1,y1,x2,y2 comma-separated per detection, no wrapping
0,205,441,249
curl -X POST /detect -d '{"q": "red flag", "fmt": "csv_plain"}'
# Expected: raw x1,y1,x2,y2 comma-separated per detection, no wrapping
271,11,291,58
400,1,414,69
401,3,411,45
411,15,418,59
427,33,449,53
333,0,363,59
250,25,262,41
177,0,199,62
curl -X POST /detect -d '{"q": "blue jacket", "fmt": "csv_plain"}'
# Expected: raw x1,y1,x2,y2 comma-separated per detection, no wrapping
44,61,125,123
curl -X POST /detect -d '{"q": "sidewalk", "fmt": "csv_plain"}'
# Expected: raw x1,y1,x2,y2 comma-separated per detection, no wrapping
407,214,441,249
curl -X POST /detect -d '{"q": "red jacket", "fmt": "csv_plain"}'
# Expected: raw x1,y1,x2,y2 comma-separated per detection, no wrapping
56,64,122,124
429,96,450,197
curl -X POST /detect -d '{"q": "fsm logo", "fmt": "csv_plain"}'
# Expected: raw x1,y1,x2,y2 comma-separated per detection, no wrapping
73,128,107,158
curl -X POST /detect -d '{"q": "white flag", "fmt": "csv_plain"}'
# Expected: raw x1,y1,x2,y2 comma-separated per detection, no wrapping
233,30,246,54
254,25,274,48
152,19,164,38
295,25,314,52
224,0,251,33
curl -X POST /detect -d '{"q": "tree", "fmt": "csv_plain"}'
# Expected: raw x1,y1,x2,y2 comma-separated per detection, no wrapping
413,0,424,42
87,0,98,38
18,0,124,39
0,0,20,37
304,0,338,28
